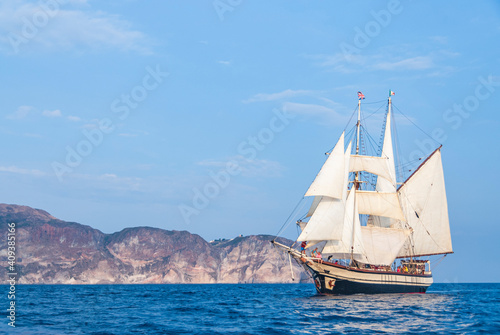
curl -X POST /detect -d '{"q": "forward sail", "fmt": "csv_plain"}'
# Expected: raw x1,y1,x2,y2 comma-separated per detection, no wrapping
297,196,345,241
299,140,351,241
305,132,345,199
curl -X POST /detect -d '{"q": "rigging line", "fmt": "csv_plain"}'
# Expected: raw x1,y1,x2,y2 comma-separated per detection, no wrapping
271,241,288,268
343,105,359,133
430,254,447,271
274,196,306,240
392,104,441,146
363,103,387,120
326,124,357,153
400,158,426,168
398,177,448,253
346,124,357,141
392,107,405,183
360,124,381,152
362,99,387,105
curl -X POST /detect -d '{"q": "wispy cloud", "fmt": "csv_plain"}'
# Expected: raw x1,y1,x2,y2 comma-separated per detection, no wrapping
7,105,82,122
309,41,458,75
373,56,434,71
67,115,81,122
6,105,33,119
0,165,46,177
118,133,138,138
282,102,349,125
42,109,62,117
243,89,317,103
23,133,43,138
198,155,284,178
217,60,231,66
56,171,184,202
311,53,436,73
0,0,152,54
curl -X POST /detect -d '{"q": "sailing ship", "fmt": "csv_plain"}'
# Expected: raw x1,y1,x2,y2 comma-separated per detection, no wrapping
272,91,453,294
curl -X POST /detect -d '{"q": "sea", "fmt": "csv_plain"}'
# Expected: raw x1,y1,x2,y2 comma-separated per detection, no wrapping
0,283,498,334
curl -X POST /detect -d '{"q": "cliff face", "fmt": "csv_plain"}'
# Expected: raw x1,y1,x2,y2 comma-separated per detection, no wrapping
0,204,308,284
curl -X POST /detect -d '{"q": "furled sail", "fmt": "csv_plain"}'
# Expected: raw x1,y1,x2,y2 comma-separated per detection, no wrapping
305,132,345,199
356,190,405,221
354,226,410,266
397,148,452,257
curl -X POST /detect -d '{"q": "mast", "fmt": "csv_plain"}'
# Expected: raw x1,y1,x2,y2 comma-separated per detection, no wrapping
351,94,362,265
356,99,361,156
387,90,410,262
350,190,357,266
355,97,361,190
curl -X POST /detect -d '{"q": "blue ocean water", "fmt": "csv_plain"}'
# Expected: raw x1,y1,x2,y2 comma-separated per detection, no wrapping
0,283,498,334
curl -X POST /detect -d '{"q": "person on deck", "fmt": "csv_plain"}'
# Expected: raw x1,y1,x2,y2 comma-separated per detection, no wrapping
316,250,322,259
300,241,307,254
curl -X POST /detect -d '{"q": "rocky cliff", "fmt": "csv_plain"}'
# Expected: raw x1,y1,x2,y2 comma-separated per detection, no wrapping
0,204,308,284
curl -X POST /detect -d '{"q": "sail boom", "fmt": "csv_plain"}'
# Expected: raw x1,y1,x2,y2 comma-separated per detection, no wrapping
396,251,454,259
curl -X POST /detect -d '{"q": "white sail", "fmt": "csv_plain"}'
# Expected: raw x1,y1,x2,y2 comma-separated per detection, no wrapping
299,138,352,242
397,149,452,257
322,189,366,260
297,196,344,242
354,226,410,266
378,108,397,190
306,196,322,218
343,142,352,198
356,190,405,222
349,155,393,183
305,132,345,199
370,108,398,228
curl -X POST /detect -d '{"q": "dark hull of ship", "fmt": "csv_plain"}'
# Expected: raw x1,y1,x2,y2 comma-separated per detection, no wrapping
302,258,432,295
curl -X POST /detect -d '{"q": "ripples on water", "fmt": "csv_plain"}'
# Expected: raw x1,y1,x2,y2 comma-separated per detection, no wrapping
0,283,498,334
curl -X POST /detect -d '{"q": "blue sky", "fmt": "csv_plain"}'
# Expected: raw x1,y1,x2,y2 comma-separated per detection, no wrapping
1,0,499,282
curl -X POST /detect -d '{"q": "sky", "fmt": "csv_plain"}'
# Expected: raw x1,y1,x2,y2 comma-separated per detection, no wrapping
0,0,499,283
